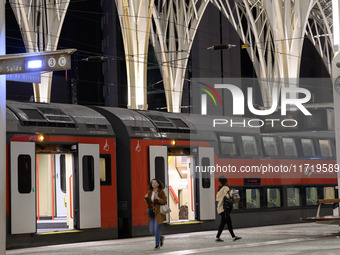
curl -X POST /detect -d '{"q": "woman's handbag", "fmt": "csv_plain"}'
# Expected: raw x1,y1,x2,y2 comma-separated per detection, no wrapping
223,196,233,213
147,207,155,217
160,204,171,215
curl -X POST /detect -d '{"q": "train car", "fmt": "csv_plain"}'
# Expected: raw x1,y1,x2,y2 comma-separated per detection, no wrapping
6,101,117,249
213,130,337,227
92,106,337,237
6,100,338,249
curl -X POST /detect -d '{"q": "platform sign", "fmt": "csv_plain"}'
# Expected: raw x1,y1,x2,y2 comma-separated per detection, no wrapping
6,72,41,83
0,49,76,75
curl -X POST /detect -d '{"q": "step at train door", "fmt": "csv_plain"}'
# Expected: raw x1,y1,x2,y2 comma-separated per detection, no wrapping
75,144,101,229
149,146,169,222
10,142,36,234
196,147,215,220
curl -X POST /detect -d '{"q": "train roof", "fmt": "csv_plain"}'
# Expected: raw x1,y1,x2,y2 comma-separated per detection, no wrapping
92,106,259,141
6,100,115,137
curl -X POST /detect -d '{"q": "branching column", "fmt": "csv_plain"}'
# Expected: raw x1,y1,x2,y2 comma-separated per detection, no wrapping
115,0,154,110
264,0,316,100
10,0,70,103
215,0,277,107
216,0,334,106
151,0,210,113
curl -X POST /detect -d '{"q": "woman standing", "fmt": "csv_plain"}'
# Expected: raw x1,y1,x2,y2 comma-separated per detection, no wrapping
145,179,167,249
215,175,241,242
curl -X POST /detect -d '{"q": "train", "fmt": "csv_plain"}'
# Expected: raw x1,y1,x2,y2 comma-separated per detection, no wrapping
5,100,338,249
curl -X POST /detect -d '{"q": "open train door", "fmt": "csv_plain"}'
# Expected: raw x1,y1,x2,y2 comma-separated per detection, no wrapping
149,146,169,222
196,147,215,220
75,144,101,229
10,142,36,234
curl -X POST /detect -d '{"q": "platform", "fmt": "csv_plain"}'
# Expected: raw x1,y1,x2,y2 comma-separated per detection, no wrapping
6,223,340,255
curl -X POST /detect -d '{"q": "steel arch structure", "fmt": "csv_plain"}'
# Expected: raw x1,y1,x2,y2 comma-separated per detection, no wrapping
9,0,70,103
214,0,334,107
150,0,211,113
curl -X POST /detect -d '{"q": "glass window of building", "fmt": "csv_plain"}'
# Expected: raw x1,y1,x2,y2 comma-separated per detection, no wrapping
282,138,298,157
267,188,281,207
287,187,300,206
241,136,258,156
220,136,238,156
306,187,318,205
246,189,260,208
319,139,333,158
301,139,316,157
262,137,279,156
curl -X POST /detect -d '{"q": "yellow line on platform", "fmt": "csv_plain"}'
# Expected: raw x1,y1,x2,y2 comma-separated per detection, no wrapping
36,230,82,235
168,221,203,225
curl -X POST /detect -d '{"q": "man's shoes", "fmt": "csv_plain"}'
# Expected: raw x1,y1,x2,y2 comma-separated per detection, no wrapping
154,245,160,249
232,236,242,241
160,236,164,246
215,238,224,242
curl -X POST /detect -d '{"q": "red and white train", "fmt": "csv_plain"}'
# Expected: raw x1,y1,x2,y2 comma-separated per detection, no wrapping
5,100,337,248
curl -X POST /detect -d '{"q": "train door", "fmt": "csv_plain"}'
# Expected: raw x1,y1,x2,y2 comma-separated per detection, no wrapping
10,142,36,234
55,154,74,230
55,154,67,217
149,146,169,222
75,144,101,229
195,147,215,220
36,153,74,232
168,155,195,222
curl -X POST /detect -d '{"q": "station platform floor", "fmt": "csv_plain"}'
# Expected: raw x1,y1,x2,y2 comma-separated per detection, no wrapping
6,223,340,255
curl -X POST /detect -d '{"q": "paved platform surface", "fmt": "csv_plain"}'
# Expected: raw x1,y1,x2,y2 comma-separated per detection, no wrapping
6,223,340,255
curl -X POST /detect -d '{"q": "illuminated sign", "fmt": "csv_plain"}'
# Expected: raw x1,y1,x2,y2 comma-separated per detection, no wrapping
0,49,76,75
244,178,261,185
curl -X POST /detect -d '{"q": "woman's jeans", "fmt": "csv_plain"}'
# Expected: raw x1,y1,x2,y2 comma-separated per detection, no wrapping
149,217,163,246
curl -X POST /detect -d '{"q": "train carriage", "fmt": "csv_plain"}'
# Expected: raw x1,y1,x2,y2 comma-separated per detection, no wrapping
6,101,117,248
5,100,339,249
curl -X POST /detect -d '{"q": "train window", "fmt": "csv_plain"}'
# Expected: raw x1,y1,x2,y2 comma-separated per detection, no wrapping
287,188,300,206
241,136,258,156
18,155,32,194
306,187,318,205
301,139,316,157
319,139,333,158
100,154,112,186
262,137,279,156
21,108,44,120
83,156,95,192
201,157,211,189
246,189,260,208
155,157,165,185
60,155,66,193
267,188,281,207
323,187,335,199
220,136,238,156
282,138,298,157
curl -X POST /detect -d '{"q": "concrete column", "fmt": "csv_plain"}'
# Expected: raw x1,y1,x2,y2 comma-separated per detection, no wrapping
0,0,6,253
